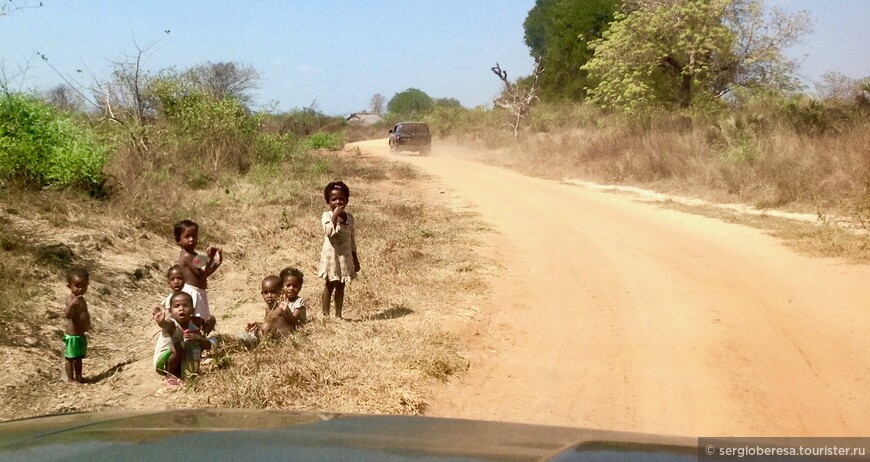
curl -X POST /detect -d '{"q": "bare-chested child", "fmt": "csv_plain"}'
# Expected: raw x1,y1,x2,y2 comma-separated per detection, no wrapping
153,291,211,386
174,219,221,335
244,270,307,341
63,267,91,384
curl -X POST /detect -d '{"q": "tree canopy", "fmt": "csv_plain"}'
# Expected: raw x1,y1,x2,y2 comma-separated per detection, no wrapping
370,93,386,115
185,62,260,107
523,0,620,100
582,0,810,113
434,97,463,109
387,88,434,118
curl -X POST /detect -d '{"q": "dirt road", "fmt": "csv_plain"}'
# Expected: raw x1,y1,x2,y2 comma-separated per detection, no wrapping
353,140,870,437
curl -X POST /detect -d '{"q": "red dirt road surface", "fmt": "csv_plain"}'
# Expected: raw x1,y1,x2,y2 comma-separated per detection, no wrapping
353,140,870,437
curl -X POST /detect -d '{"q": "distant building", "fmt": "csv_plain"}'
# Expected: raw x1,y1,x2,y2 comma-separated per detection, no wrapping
346,112,384,126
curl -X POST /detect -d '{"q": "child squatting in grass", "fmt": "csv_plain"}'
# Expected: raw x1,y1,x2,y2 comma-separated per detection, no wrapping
319,181,360,319
153,291,211,386
243,270,307,343
162,264,213,335
63,267,91,384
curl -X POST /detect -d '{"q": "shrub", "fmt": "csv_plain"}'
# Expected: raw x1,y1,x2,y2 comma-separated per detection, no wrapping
423,106,469,136
253,133,303,163
305,132,344,151
0,92,107,192
281,109,345,137
153,79,260,174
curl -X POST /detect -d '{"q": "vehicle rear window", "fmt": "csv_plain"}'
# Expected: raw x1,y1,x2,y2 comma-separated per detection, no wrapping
400,123,429,134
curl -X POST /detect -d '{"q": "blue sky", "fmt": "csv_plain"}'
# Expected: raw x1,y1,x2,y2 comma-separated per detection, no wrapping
1,0,868,115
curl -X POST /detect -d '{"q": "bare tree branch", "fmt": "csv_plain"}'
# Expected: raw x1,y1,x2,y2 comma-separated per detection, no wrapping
0,0,42,18
186,61,260,106
491,61,543,137
0,53,37,94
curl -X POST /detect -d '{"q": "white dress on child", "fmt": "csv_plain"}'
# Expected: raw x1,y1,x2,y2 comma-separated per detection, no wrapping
318,211,357,283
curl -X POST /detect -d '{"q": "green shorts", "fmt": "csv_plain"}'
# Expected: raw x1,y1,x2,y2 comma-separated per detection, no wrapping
63,334,87,359
155,349,172,375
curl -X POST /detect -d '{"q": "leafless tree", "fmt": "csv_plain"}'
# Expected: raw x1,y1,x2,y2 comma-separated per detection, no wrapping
722,0,812,94
186,61,260,106
91,40,164,126
815,72,860,103
84,38,165,156
0,53,37,94
44,84,84,112
491,61,543,138
370,93,385,115
858,79,870,107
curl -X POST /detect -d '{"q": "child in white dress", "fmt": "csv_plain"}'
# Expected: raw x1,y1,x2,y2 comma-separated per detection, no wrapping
318,181,360,319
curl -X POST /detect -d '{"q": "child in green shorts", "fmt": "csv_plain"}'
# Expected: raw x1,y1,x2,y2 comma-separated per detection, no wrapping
153,291,211,386
63,267,91,384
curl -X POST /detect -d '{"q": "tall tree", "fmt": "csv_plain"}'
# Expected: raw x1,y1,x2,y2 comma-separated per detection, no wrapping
523,0,620,100
370,93,386,115
44,84,85,112
491,62,543,137
582,0,810,112
185,62,260,106
434,97,463,109
387,88,433,118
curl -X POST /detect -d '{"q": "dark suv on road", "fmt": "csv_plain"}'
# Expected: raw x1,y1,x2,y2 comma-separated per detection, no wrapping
388,122,431,155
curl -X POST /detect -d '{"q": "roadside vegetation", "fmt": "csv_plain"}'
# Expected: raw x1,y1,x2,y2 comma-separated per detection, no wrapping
354,0,870,259
0,52,486,419
3,0,869,419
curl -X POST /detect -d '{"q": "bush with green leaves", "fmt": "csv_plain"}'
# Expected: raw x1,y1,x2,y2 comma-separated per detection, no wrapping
254,132,303,163
304,132,344,151
152,78,259,174
0,92,107,191
387,88,433,119
423,106,468,136
155,79,257,137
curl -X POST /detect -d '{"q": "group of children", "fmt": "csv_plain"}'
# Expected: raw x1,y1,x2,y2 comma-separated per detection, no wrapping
61,181,360,386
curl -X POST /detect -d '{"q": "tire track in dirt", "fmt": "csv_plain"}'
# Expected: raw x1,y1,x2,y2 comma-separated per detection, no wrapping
353,140,870,437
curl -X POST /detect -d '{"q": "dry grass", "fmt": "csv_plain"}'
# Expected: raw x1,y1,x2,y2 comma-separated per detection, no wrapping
0,183,175,420
447,122,870,216
196,320,464,415
663,201,870,263
442,115,870,257
181,151,485,415
0,149,489,420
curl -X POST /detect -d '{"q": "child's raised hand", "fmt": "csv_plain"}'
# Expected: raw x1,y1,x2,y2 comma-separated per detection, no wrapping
332,205,346,223
207,245,218,258
245,322,260,333
153,306,165,324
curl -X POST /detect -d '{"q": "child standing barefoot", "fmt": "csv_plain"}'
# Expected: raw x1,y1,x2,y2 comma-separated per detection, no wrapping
319,181,360,319
174,219,221,334
63,267,91,384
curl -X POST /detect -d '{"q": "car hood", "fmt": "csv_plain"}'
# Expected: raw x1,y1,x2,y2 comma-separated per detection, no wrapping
0,409,696,461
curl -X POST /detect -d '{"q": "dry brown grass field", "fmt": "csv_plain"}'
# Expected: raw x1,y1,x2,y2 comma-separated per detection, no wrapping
438,119,870,262
0,149,491,421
